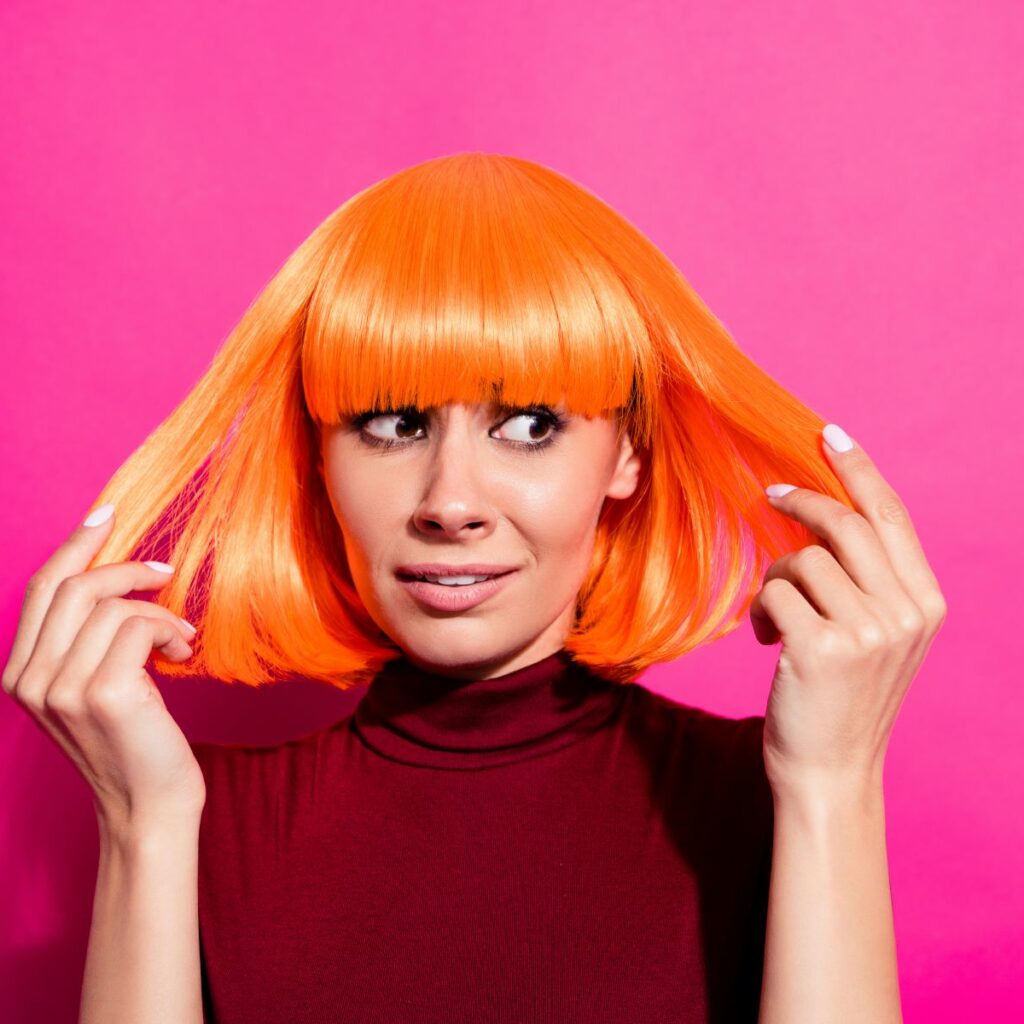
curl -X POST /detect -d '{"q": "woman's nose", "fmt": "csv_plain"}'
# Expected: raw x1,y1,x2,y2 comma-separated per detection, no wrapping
411,421,497,539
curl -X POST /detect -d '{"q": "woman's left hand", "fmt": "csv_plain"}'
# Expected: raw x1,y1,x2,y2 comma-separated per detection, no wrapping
749,423,947,800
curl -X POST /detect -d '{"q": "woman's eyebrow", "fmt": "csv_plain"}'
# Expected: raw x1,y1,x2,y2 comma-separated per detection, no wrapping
361,398,568,420
408,399,555,413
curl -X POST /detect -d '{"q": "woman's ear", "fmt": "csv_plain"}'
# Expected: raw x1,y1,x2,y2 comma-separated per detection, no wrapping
606,429,642,501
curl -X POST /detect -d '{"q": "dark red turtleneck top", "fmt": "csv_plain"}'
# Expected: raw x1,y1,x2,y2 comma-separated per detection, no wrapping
189,649,774,1024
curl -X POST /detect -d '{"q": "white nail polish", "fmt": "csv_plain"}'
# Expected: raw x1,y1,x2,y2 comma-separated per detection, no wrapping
143,560,175,573
82,503,114,527
823,423,854,453
179,617,197,634
765,483,797,498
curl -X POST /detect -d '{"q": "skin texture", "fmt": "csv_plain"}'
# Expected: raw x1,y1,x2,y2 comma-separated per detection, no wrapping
318,397,642,680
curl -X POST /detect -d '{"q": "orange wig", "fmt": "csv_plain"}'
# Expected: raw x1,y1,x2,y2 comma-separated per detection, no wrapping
86,152,852,688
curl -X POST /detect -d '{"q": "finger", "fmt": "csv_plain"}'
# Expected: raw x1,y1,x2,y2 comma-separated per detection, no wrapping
3,502,117,687
86,615,194,720
763,545,875,626
750,576,822,646
40,602,193,757
765,482,907,600
21,560,187,683
49,596,194,704
19,586,193,709
818,423,944,606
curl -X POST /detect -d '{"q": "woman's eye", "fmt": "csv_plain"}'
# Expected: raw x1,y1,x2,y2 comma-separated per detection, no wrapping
361,413,424,442
494,412,555,444
351,406,564,451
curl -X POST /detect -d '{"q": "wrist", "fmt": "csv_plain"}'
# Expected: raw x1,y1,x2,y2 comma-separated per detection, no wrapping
769,776,890,867
768,766,886,817
96,801,204,852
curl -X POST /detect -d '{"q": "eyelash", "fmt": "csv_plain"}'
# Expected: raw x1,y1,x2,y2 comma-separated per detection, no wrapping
350,405,567,455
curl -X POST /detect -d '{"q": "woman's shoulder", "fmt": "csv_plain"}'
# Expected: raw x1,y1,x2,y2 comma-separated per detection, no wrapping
189,712,355,785
623,682,766,765
621,682,773,828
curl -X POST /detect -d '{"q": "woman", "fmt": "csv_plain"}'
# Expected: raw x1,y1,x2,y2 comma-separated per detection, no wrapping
2,153,945,1023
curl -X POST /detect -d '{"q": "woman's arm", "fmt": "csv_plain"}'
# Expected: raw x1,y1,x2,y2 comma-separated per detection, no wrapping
750,426,947,1024
758,776,901,1024
0,507,208,1022
79,808,205,1024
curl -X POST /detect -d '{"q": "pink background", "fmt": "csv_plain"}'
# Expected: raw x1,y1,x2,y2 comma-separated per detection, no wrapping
1,1,1020,1019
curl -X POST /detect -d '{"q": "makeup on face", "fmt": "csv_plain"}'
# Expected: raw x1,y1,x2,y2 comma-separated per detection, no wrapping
395,566,519,612
319,395,639,669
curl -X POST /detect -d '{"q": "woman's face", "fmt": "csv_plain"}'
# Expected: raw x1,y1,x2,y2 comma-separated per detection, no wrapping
318,397,642,679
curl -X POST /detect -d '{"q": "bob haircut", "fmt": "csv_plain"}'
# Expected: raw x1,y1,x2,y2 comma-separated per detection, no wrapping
87,152,853,688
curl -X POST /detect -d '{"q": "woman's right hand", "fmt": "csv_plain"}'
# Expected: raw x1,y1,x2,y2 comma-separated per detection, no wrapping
1,502,206,834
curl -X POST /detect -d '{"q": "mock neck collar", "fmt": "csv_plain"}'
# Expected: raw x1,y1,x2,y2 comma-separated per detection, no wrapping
352,647,628,770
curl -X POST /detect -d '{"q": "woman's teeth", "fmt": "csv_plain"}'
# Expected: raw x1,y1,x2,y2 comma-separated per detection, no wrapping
421,574,493,586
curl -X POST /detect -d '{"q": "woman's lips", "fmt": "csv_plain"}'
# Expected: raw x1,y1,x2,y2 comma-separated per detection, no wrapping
396,569,518,612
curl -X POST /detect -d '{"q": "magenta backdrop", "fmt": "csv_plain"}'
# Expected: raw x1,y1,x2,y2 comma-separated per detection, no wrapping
1,1,1020,1020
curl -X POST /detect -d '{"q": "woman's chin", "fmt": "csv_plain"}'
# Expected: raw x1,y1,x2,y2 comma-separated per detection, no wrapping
387,627,524,676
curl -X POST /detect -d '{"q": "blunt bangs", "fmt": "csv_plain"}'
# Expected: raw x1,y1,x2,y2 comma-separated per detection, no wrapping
301,154,659,447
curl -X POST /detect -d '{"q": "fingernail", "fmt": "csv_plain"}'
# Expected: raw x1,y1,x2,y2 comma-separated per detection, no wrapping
179,617,197,634
823,423,854,453
82,503,115,527
143,560,175,573
765,483,797,498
